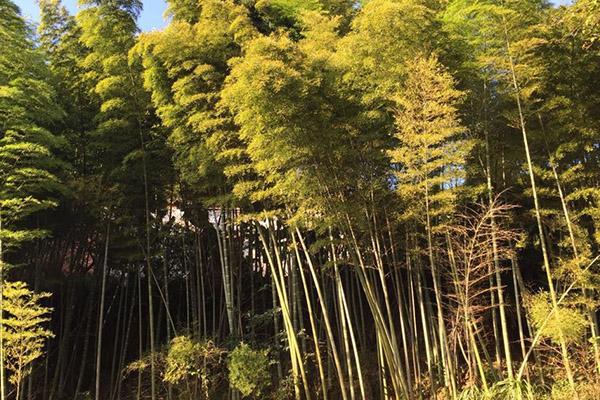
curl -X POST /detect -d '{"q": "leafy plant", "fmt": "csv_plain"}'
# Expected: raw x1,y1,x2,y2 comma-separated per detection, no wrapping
127,336,226,399
164,336,202,384
164,336,226,388
1,281,54,399
228,342,271,398
528,292,588,344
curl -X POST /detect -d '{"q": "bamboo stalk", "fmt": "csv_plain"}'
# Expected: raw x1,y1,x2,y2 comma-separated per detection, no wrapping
502,16,576,392
95,224,110,400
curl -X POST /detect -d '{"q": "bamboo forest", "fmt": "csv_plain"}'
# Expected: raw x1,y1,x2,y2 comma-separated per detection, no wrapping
2,0,600,399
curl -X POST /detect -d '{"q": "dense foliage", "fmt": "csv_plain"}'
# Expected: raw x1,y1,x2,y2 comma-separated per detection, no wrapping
1,0,600,399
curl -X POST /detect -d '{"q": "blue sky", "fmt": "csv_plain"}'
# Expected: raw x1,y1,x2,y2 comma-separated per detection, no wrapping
14,0,169,31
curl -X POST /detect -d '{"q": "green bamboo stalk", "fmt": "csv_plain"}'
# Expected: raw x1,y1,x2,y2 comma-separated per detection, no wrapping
502,17,576,392
292,235,328,400
294,228,348,400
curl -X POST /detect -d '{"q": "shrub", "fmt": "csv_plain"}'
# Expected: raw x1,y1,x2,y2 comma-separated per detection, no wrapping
163,336,226,398
164,336,203,384
527,292,587,344
1,281,54,399
228,343,271,398
548,380,600,400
